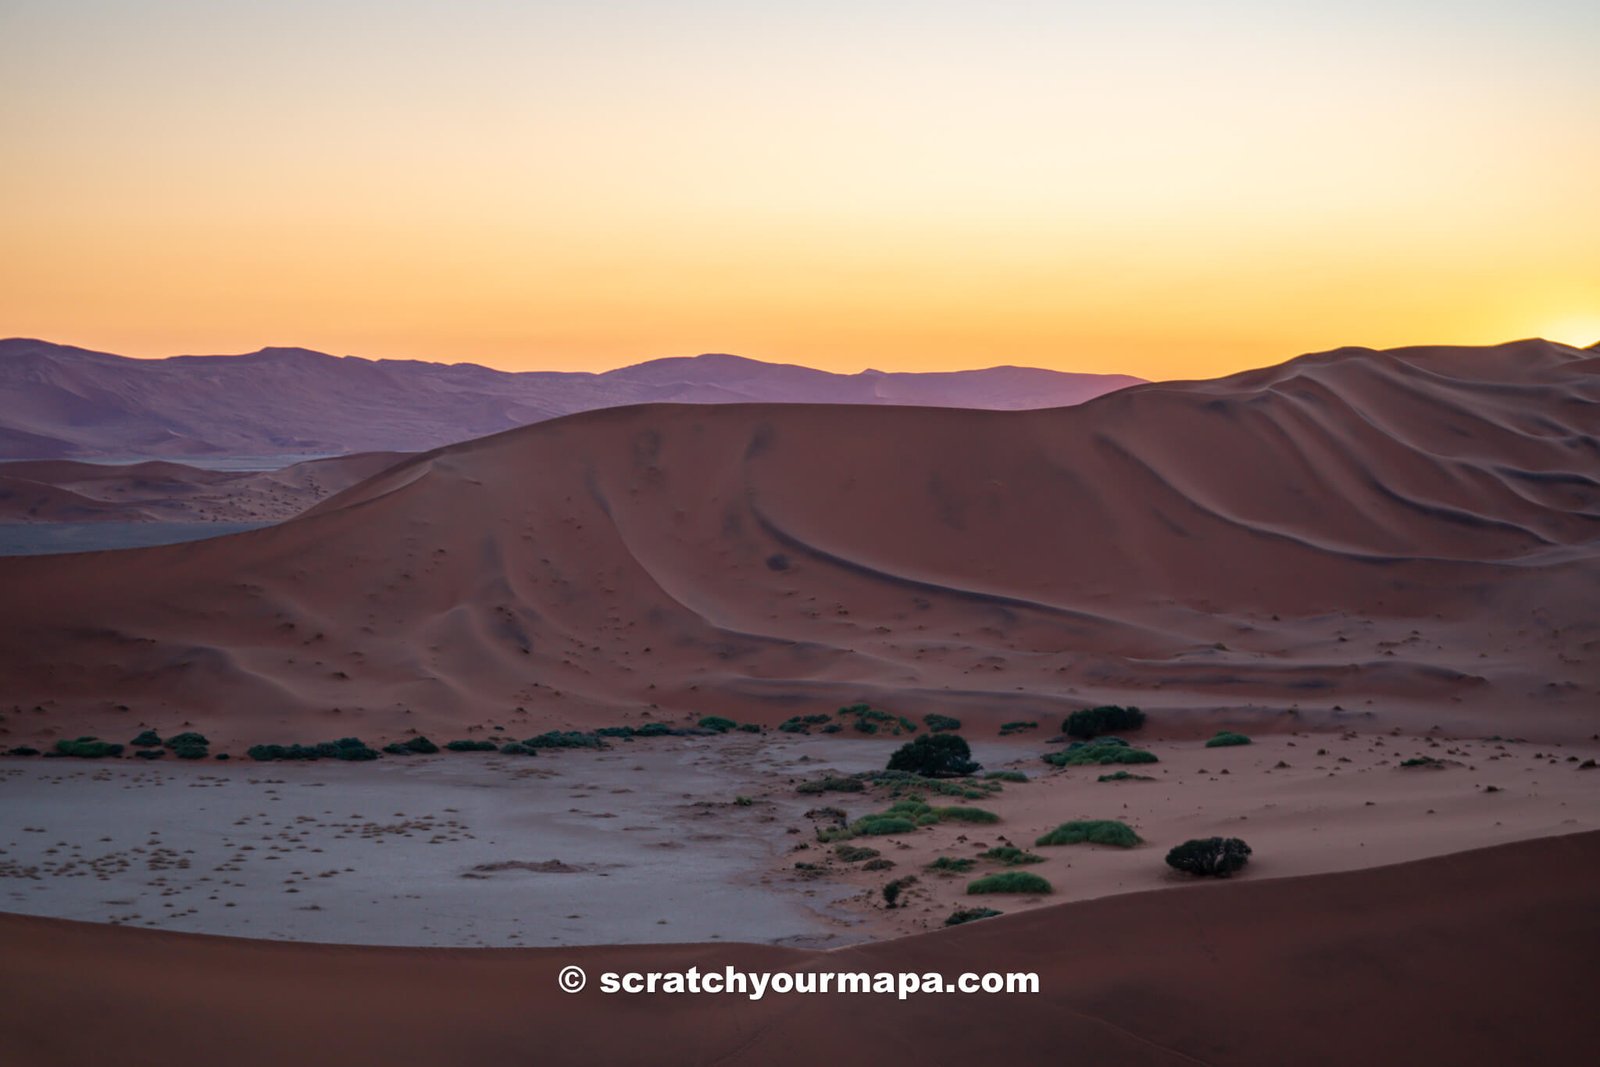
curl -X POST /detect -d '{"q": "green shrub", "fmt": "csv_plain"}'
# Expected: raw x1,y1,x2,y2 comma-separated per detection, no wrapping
734,795,753,806
165,732,209,749
595,726,635,738
524,731,607,750
1096,770,1156,782
1206,731,1252,748
984,770,1028,782
861,857,896,871
834,845,880,862
796,775,865,795
135,748,165,759
887,733,979,777
968,871,1052,895
849,814,920,837
172,744,208,760
7,746,41,756
927,855,976,873
945,907,1003,926
981,846,1044,866
1063,706,1146,739
933,805,999,824
499,742,536,756
698,716,737,733
998,721,1037,735
634,722,673,738
130,730,162,748
1400,756,1446,768
923,713,962,733
1043,741,1158,767
838,703,917,736
882,875,917,908
403,736,439,754
1036,819,1142,848
54,737,123,758
445,739,497,752
1166,837,1252,877
737,723,761,733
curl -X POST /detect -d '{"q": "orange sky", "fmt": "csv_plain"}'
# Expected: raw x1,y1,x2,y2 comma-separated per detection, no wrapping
2,1,1596,378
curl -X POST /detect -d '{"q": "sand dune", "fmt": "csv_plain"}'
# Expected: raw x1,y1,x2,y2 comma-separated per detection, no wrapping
0,340,1595,747
0,453,408,524
1,831,1594,1066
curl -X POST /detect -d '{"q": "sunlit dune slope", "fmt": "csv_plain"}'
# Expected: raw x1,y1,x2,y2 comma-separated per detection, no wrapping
0,340,1595,743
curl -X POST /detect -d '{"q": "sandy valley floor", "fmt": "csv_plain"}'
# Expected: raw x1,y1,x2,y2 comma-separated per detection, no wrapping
4,728,1595,947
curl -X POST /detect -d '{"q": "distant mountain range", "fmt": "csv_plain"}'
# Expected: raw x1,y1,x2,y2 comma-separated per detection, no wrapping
0,339,1142,459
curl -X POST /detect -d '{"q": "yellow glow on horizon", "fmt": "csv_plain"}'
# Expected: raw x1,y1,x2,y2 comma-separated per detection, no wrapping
1,1,1597,380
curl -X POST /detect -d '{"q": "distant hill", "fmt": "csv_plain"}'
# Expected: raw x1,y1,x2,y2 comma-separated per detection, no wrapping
0,340,1142,458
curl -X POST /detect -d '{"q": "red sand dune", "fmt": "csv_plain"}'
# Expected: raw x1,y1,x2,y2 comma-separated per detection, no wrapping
0,340,1595,745
2,831,1595,1066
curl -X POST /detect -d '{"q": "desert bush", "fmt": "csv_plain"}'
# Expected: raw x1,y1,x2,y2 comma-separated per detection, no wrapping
999,721,1038,735
933,805,999,824
1400,756,1446,769
1035,819,1142,848
734,795,753,806
1206,731,1252,748
595,726,635,738
887,733,980,777
634,722,673,738
165,732,209,749
839,703,918,736
397,736,439,754
135,749,165,759
1043,741,1158,767
968,871,1052,895
697,716,737,733
882,875,918,907
849,814,921,837
524,731,607,750
981,846,1044,866
927,855,976,873
923,713,962,733
130,730,162,748
54,737,123,758
945,907,1003,926
834,844,880,862
861,857,896,871
499,742,536,756
1165,837,1252,877
172,744,208,760
1097,770,1155,782
796,775,866,795
445,739,497,752
738,723,761,733
7,746,41,756
983,770,1029,782
1063,706,1146,739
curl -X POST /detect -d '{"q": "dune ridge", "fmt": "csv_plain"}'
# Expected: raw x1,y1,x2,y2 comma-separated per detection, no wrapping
0,340,1595,745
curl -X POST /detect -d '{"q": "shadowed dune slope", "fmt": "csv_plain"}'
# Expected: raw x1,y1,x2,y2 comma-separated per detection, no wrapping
0,340,1596,742
1,831,1596,1067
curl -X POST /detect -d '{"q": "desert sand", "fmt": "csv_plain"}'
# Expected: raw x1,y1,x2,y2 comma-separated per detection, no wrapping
1,339,1596,1064
2,832,1596,1066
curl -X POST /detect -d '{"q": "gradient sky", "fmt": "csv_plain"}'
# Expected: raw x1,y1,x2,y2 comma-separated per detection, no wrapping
2,0,1597,378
